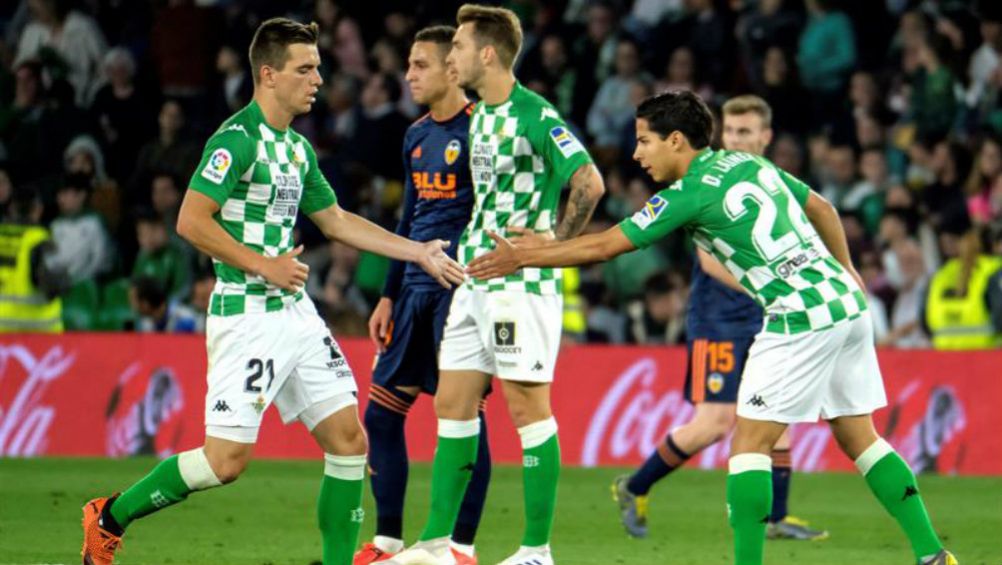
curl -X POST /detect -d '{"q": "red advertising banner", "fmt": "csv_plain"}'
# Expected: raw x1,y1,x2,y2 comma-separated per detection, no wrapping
1,334,998,475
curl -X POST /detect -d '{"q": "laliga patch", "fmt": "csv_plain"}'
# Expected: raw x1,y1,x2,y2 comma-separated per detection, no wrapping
444,139,461,165
549,126,584,158
200,148,232,184
630,194,668,230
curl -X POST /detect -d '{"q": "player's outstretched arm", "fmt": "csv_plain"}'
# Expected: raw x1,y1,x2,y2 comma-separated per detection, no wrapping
308,203,464,288
803,190,866,291
555,163,606,240
696,248,748,295
467,225,635,280
177,190,308,292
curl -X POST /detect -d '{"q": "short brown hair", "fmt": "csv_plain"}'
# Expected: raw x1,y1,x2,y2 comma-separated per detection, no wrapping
249,18,319,83
721,95,773,128
414,25,457,60
457,4,523,69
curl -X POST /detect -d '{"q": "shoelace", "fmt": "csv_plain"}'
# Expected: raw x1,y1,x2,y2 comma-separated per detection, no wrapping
93,532,123,560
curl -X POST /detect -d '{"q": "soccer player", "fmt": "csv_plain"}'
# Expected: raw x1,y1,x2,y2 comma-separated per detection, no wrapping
467,91,956,565
611,95,827,541
385,5,605,565
353,26,489,565
80,18,464,565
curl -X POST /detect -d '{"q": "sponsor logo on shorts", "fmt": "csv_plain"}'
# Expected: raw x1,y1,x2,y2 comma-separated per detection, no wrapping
324,336,348,370
212,399,231,412
532,361,544,371
493,321,522,354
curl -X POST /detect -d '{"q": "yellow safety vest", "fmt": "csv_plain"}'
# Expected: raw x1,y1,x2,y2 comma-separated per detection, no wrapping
0,224,63,333
926,255,1002,350
562,266,586,337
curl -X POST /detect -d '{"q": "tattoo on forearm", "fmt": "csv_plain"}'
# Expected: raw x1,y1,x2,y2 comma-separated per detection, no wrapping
556,165,602,240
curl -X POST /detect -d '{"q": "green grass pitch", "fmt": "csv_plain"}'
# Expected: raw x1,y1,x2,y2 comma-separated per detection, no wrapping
1,457,999,565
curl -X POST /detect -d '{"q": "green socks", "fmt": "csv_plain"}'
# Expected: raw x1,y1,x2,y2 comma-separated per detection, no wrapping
109,448,222,529
519,417,560,548
318,454,367,565
420,419,481,541
856,438,943,561
727,453,772,565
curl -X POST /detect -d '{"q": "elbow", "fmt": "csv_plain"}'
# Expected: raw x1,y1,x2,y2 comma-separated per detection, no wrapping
589,170,607,200
176,213,194,243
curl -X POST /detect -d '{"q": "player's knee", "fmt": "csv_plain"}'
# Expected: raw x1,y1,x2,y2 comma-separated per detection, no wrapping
327,422,368,455
206,452,249,484
433,393,477,420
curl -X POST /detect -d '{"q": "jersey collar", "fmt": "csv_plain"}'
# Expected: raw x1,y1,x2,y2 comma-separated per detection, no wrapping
682,147,717,181
247,100,288,136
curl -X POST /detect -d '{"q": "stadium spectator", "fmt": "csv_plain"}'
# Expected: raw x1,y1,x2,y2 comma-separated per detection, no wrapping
127,99,200,210
150,172,182,232
922,228,1002,349
739,0,802,90
91,47,156,184
149,0,214,99
911,33,960,141
851,147,893,235
570,2,619,125
527,35,578,123
858,249,892,341
655,46,713,105
965,134,1002,224
0,166,12,218
13,0,107,106
130,275,198,334
819,144,858,209
797,0,857,129
921,140,972,235
309,240,370,336
48,172,112,284
966,4,1001,122
768,132,807,178
313,0,368,80
212,44,252,121
0,185,67,333
587,39,651,161
132,208,191,304
349,72,409,182
626,272,688,345
756,46,808,136
679,0,732,92
881,238,931,348
184,268,214,333
63,134,118,230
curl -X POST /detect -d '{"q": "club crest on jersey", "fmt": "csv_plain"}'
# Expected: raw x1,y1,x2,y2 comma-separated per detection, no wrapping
549,126,583,158
631,194,668,230
200,148,232,184
444,139,461,165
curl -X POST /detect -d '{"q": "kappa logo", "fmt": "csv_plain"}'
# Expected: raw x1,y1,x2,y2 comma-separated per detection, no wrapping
444,139,462,165
531,361,544,371
902,485,919,501
630,194,668,230
746,394,768,408
212,400,231,412
222,123,248,136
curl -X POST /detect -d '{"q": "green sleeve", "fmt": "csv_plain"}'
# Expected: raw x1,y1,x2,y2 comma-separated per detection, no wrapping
778,168,812,208
618,184,702,248
188,130,256,206
300,142,337,215
528,106,593,186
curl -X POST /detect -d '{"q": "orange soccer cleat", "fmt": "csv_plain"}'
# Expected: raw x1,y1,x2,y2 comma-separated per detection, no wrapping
451,547,478,565
353,542,396,565
81,496,123,565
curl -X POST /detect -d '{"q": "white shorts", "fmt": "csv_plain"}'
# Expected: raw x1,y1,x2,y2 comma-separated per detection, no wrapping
737,312,887,423
204,297,358,442
438,286,562,382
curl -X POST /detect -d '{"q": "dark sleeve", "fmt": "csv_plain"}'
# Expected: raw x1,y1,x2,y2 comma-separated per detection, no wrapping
29,241,70,298
987,269,1002,332
381,137,417,300
918,279,932,337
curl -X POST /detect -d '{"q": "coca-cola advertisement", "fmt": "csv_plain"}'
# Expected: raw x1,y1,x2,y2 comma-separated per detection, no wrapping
1,335,999,475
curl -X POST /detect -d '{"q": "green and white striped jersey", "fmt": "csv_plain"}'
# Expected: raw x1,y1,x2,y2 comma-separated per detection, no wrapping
461,82,593,295
620,149,867,335
188,101,336,316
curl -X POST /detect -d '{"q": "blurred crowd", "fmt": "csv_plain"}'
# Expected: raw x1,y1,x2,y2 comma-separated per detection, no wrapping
1,0,1000,347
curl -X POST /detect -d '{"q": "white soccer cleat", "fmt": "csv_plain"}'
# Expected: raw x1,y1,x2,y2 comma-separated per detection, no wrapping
496,545,554,565
382,538,457,565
